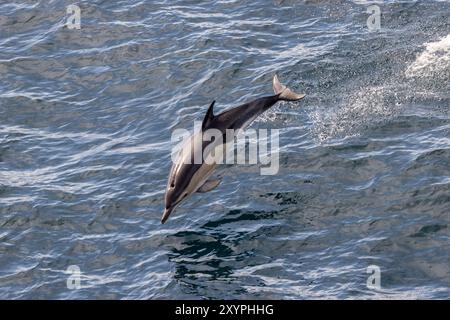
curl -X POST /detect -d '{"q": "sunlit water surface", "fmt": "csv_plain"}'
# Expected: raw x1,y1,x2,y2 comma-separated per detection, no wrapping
0,0,449,299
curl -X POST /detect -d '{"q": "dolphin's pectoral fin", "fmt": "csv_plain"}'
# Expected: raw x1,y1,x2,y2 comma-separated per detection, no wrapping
197,178,221,193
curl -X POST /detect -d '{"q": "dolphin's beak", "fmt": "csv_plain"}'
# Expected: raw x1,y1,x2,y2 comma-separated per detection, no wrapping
161,206,173,224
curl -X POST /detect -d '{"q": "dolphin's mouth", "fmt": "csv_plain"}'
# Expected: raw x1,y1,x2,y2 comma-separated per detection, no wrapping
160,206,173,224
160,194,188,224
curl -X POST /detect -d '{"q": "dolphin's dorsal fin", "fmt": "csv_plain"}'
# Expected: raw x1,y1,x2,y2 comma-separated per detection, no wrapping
202,100,215,131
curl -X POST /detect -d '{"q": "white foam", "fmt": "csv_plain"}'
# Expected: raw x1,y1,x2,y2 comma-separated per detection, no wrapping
406,34,450,78
309,85,400,142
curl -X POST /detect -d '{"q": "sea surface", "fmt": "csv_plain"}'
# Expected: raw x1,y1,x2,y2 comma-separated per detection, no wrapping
0,0,449,299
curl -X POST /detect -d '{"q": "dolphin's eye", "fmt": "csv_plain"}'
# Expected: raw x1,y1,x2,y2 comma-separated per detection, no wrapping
170,182,175,188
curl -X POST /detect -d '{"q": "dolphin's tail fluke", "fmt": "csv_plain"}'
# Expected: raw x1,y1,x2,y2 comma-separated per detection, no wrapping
273,75,306,101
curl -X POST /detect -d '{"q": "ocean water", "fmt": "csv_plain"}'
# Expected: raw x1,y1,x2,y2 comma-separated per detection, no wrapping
0,0,449,299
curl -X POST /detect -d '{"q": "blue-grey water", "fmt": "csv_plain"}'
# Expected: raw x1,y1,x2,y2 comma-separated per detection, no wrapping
0,0,449,299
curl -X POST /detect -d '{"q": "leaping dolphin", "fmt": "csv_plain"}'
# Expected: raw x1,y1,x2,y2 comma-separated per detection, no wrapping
161,75,305,224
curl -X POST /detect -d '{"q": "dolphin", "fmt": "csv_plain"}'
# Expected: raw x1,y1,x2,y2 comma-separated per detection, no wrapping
161,75,305,224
